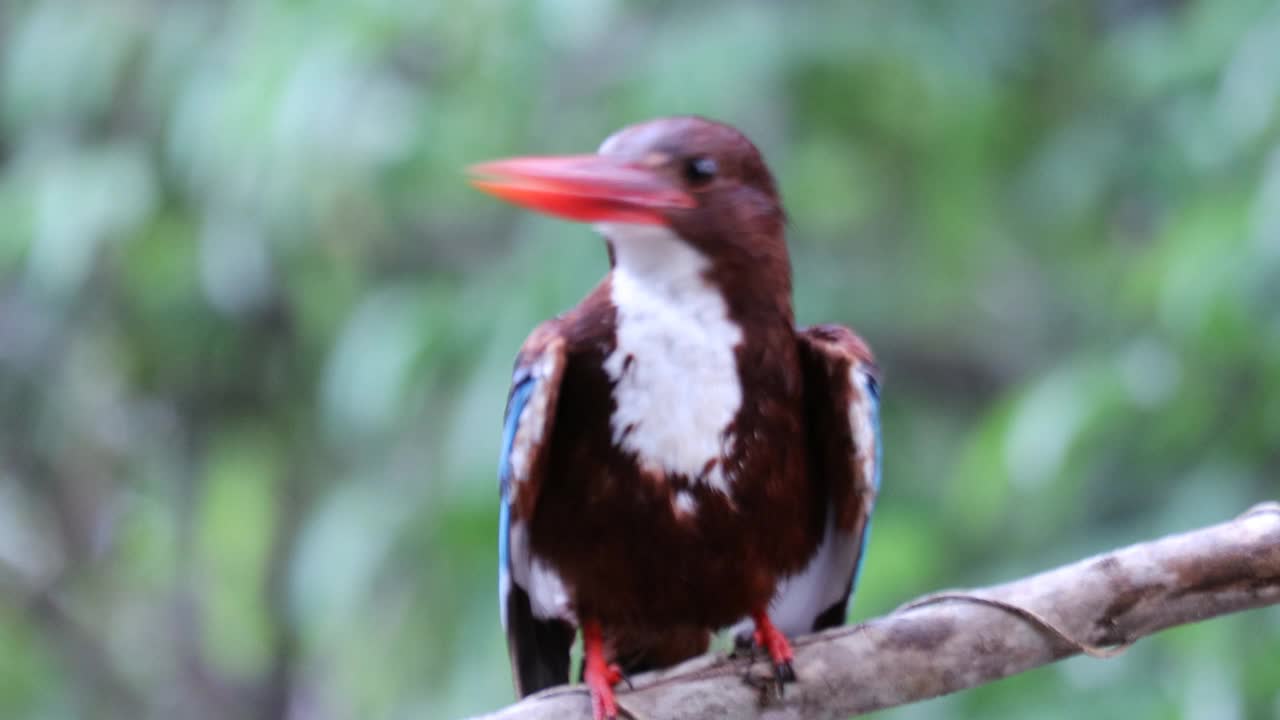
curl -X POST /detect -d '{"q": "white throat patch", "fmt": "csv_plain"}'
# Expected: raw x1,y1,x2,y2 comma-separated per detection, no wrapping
598,223,744,494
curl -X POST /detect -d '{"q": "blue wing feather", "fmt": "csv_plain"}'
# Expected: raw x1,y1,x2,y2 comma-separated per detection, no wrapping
848,367,881,596
498,372,536,627
499,372,536,499
494,333,575,697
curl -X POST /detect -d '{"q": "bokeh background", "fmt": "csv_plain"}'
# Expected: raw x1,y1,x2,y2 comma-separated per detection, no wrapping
1,0,1279,718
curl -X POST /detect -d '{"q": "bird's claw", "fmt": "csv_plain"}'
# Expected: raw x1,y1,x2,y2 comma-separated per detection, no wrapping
586,668,619,720
605,662,634,691
742,665,793,703
773,659,796,685
583,621,625,720
730,629,758,659
585,660,630,719
740,611,796,700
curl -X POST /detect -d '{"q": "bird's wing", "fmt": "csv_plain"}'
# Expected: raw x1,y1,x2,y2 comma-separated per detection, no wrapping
498,323,576,697
770,324,881,635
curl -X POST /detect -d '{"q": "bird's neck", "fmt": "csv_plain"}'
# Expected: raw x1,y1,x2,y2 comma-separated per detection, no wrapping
600,223,794,330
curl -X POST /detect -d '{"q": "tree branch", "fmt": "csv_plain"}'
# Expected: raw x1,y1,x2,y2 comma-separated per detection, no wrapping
477,502,1280,720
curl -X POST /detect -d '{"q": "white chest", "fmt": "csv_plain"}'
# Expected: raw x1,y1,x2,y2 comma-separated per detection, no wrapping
598,224,744,494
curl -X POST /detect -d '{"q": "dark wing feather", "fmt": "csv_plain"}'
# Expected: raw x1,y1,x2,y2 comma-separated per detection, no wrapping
497,324,574,697
770,324,881,635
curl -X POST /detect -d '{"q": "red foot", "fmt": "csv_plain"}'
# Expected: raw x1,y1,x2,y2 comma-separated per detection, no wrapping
583,620,621,720
752,610,797,685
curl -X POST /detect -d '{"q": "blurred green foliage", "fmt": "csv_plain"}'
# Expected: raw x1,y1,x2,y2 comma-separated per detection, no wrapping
1,0,1278,718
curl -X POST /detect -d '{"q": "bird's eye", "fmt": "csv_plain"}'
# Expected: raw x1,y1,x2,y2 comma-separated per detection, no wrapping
683,156,718,187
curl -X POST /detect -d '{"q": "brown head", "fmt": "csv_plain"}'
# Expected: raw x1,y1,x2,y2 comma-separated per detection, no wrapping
470,117,792,316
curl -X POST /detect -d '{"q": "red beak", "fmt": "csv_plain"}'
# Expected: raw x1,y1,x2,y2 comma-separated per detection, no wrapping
468,155,694,225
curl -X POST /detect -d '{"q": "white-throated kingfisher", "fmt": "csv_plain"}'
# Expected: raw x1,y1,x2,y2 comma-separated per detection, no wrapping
471,117,881,720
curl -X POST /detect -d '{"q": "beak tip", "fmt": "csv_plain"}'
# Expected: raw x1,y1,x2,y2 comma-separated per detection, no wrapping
465,161,493,180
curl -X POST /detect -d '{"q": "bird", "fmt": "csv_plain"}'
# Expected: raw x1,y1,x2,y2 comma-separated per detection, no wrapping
470,116,881,720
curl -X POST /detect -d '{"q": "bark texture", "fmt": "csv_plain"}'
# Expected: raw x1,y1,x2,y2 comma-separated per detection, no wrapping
475,502,1280,720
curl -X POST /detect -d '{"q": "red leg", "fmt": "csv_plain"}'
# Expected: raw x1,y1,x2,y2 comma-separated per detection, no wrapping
582,620,623,720
752,610,797,685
